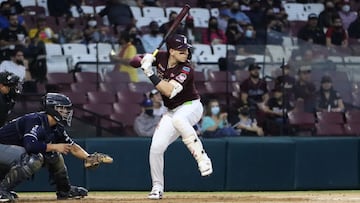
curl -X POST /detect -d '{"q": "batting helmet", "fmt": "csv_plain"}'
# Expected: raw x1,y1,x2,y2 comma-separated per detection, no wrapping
166,34,192,50
43,93,73,126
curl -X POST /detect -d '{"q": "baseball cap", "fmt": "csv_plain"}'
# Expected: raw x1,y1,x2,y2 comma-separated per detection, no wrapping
321,75,332,83
0,71,20,86
141,98,153,107
248,63,261,71
308,13,318,19
166,34,192,50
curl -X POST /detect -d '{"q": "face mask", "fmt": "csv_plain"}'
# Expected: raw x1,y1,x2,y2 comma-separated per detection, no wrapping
88,20,97,27
150,30,159,35
342,5,350,12
145,109,153,116
209,22,217,28
15,59,23,65
245,30,253,38
240,109,250,116
211,106,220,115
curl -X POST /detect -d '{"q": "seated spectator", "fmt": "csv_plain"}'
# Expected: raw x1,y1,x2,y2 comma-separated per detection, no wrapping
263,86,294,135
0,13,28,60
0,1,24,30
318,0,338,29
148,89,167,117
274,63,296,102
266,12,285,45
58,16,83,44
134,98,161,137
98,0,135,27
201,99,238,138
325,16,348,48
233,105,264,136
82,15,114,44
1,0,24,15
297,13,326,46
338,0,357,30
183,15,202,44
316,75,345,113
293,65,317,113
202,16,227,45
159,11,185,36
0,48,31,82
221,1,251,27
29,15,58,44
141,21,163,54
110,31,138,82
347,8,360,39
225,17,243,45
238,24,262,54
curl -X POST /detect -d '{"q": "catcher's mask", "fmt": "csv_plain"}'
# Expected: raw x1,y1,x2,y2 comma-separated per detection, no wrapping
43,93,73,126
0,71,21,99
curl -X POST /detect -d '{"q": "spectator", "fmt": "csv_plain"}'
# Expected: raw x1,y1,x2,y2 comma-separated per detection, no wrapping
0,13,28,60
1,0,24,15
347,8,360,39
148,89,167,116
265,11,285,45
125,23,145,54
183,15,202,44
47,0,77,17
82,15,114,44
110,31,138,82
263,86,294,135
233,104,264,136
293,65,317,113
58,16,83,44
338,0,357,30
318,0,338,29
134,98,161,137
238,23,261,54
141,21,163,53
239,63,269,127
0,48,31,82
297,13,326,46
200,99,238,138
159,11,184,36
225,17,243,45
202,16,227,45
0,2,24,30
221,1,251,26
274,63,296,103
29,15,58,44
325,16,348,48
245,0,266,32
316,75,345,113
98,0,135,27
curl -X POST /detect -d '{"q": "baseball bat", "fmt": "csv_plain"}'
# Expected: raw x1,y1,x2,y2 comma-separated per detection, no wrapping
152,4,191,57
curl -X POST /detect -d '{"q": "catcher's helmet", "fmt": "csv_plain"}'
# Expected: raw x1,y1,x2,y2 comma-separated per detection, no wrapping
0,71,21,98
166,34,192,50
43,93,73,126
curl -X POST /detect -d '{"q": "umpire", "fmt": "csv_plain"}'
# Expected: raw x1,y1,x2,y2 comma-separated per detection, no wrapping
0,71,20,127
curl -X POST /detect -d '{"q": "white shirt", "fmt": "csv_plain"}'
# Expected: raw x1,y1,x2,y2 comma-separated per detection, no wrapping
141,34,164,53
0,60,26,81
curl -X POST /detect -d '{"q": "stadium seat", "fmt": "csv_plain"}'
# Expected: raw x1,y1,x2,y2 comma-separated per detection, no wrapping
287,111,316,135
283,3,307,21
303,3,324,16
116,91,144,104
87,43,113,56
142,6,165,18
233,70,250,83
70,5,94,17
62,43,88,56
74,72,102,83
128,81,154,93
165,7,182,17
109,113,137,136
316,112,345,124
44,43,69,73
113,102,141,115
189,8,210,28
345,110,360,124
130,6,142,18
344,123,360,136
99,82,130,93
194,71,207,82
103,71,131,83
36,0,49,15
192,44,213,57
20,0,36,7
207,70,233,82
266,45,286,63
70,82,98,93
212,44,236,58
46,72,74,92
82,103,113,125
60,91,88,118
315,123,346,136
87,91,116,104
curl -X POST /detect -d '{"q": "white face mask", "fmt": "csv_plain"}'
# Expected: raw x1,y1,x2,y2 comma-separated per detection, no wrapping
342,5,350,12
211,106,220,115
88,20,97,27
245,30,253,38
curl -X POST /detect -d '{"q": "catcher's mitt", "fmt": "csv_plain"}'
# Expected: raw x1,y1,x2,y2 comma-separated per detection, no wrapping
84,152,113,169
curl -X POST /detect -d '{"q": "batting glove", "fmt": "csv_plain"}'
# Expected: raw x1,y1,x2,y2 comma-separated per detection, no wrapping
141,53,155,77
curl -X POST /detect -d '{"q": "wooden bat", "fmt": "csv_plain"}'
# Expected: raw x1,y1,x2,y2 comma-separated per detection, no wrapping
152,4,191,57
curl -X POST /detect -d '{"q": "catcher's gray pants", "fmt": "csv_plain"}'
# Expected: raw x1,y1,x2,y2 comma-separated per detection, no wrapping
0,144,26,179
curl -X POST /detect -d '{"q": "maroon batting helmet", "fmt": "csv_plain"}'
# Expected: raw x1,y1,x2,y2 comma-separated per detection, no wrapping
166,34,192,50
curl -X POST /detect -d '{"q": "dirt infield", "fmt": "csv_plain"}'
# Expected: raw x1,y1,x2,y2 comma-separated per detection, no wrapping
17,191,360,203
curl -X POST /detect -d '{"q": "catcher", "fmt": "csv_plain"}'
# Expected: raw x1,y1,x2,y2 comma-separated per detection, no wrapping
0,93,113,202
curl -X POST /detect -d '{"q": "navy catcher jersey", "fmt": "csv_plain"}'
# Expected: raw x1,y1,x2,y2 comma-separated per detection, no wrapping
155,51,199,109
0,112,74,149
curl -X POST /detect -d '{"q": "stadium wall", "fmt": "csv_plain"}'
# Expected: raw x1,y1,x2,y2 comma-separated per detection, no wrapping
16,137,360,192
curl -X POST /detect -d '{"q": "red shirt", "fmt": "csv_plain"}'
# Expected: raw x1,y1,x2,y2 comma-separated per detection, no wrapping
155,51,199,109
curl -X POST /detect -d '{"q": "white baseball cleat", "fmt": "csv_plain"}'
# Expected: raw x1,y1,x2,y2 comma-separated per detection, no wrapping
148,188,163,200
198,157,213,176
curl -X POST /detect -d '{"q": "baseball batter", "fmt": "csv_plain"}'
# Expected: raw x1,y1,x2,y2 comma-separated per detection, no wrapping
139,34,213,200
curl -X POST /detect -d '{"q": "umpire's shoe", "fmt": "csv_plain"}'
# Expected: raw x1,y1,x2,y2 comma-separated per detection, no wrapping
0,190,15,202
148,188,163,200
56,185,88,200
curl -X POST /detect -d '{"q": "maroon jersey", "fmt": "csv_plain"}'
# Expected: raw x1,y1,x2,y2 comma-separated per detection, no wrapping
155,51,199,109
